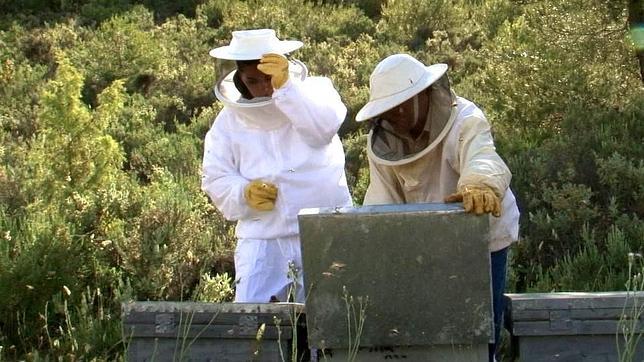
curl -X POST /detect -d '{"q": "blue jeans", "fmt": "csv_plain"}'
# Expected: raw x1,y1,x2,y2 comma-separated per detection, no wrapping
489,247,508,361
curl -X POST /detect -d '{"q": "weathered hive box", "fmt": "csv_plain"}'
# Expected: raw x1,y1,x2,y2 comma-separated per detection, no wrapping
122,302,305,362
505,292,644,361
298,203,492,361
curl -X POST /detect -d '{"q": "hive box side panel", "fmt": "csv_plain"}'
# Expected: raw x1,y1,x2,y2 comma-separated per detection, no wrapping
299,203,493,349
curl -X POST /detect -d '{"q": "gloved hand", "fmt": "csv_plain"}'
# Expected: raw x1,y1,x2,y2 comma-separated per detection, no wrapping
444,185,501,217
244,180,278,211
257,53,289,89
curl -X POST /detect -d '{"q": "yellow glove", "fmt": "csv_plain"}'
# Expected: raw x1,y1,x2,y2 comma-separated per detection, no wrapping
257,53,289,89
444,185,502,217
244,180,278,211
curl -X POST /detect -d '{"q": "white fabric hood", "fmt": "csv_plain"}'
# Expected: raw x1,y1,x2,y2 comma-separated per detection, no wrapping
213,60,308,130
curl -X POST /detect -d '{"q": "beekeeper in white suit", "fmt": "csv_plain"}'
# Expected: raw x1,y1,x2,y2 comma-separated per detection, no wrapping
202,29,352,303
356,54,520,362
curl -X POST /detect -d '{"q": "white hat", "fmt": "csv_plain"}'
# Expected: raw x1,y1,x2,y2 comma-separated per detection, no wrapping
356,54,448,122
209,29,303,60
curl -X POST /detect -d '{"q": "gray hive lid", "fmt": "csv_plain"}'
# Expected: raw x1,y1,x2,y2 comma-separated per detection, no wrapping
122,301,304,316
122,302,305,338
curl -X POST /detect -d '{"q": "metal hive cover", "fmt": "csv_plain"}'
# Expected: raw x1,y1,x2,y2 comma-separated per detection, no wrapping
298,203,493,349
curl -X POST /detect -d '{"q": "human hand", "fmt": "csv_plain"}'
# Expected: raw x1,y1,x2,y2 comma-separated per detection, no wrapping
244,180,278,211
444,185,501,217
257,53,289,89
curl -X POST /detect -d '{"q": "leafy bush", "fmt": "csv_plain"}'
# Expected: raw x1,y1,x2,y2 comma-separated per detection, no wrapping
116,168,233,300
197,0,375,43
506,95,644,291
528,226,635,292
193,272,234,302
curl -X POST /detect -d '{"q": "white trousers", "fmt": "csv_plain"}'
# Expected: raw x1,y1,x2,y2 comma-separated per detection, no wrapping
233,236,305,303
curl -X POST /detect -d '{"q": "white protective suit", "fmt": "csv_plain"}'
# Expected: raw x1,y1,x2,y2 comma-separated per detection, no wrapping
201,75,353,302
364,91,519,252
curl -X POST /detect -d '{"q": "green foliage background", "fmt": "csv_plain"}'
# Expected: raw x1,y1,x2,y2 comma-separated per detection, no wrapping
0,0,642,359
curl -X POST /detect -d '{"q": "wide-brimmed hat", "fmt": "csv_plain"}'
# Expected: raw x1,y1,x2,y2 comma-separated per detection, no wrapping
209,29,303,60
356,54,448,122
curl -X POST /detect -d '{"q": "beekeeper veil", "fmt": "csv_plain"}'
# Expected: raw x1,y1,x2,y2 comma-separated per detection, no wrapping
209,29,307,129
356,54,457,165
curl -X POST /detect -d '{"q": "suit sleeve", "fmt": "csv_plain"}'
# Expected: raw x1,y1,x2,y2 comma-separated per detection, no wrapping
201,114,260,221
455,116,511,197
272,77,347,148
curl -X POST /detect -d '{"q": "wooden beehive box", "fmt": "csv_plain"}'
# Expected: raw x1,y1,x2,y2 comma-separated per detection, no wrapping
505,292,644,361
122,302,306,362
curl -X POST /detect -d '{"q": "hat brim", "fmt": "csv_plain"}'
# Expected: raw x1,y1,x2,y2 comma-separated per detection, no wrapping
209,40,303,60
355,63,448,122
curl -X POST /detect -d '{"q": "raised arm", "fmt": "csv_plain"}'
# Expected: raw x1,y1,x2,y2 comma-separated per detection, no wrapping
273,77,347,147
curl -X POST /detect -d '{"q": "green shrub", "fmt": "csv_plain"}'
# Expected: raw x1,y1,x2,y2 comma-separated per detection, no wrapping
197,0,375,43
342,131,369,205
116,169,234,300
529,226,635,292
377,0,456,49
193,272,234,303
507,96,644,289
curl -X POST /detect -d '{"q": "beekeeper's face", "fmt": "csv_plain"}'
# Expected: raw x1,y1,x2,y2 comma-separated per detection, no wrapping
238,63,274,98
381,98,417,133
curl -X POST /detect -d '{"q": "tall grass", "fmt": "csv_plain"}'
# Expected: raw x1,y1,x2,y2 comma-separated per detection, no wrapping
342,286,368,362
617,253,644,362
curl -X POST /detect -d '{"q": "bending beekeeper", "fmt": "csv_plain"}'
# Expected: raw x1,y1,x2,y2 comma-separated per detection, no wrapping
201,29,352,303
356,54,520,362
